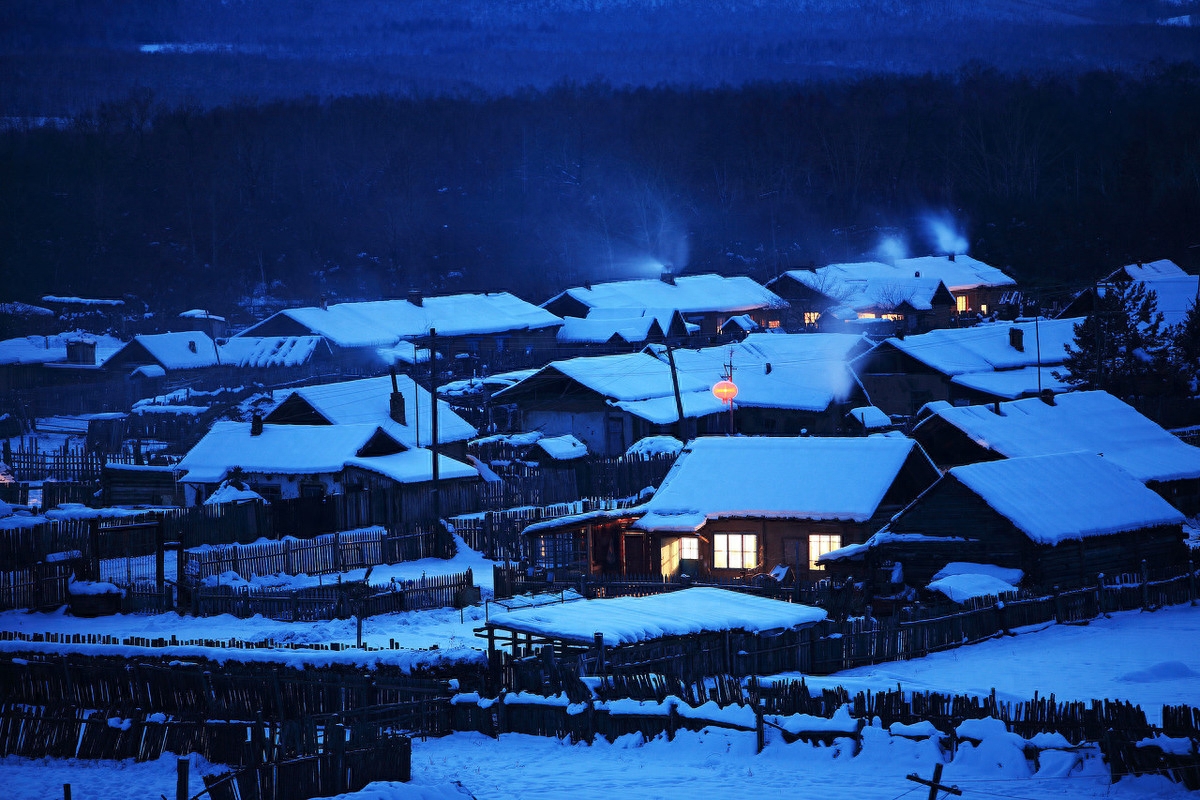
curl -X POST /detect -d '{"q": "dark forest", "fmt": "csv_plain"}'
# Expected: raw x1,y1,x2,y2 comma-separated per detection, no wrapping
2,65,1199,320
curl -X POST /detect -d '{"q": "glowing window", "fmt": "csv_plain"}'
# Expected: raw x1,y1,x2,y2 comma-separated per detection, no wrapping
681,537,699,560
714,533,758,570
980,304,988,314
956,295,968,313
880,313,903,321
802,312,819,326
856,312,877,319
767,319,782,329
809,534,842,570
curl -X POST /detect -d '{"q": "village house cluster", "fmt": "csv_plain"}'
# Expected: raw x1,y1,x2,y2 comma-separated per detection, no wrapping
2,255,1199,610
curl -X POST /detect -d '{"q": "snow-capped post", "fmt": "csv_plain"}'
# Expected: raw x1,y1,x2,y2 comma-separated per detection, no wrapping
593,632,605,673
1189,561,1196,606
1141,559,1150,610
755,700,765,753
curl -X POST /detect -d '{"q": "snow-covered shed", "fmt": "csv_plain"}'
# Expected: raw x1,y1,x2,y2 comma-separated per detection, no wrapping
851,317,1078,417
237,291,563,373
541,272,786,336
821,451,1188,590
481,587,827,679
912,390,1200,514
264,373,477,460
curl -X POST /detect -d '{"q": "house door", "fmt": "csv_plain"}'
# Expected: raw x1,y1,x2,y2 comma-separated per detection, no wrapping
624,533,648,575
605,416,625,456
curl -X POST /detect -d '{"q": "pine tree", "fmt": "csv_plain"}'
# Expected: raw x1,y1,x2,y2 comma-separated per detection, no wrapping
1170,298,1200,394
1059,281,1179,397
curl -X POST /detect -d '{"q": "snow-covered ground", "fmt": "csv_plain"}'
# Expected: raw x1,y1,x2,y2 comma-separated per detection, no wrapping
2,566,1199,798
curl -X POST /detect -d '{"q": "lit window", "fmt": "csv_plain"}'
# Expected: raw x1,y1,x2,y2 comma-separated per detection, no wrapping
714,533,758,570
880,313,903,321
681,537,699,560
856,312,877,319
980,304,988,315
802,312,819,326
956,295,968,313
809,534,843,571
767,319,782,329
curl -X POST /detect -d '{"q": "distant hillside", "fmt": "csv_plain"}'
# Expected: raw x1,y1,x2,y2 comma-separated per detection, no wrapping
2,0,1197,114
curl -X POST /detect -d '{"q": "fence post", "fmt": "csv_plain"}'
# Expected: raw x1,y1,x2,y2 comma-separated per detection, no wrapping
755,700,765,754
1189,561,1196,607
155,521,165,594
1141,560,1150,610
330,724,346,796
175,756,189,800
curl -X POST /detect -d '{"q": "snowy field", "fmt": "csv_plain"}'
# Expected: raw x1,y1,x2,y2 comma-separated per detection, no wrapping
2,590,1199,797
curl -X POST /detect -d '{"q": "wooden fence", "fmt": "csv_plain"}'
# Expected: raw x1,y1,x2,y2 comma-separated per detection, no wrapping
191,570,474,621
452,499,631,562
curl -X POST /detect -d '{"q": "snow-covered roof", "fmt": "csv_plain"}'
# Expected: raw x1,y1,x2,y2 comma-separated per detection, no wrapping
772,266,951,313
345,449,478,484
42,295,124,306
927,573,1020,602
847,406,892,429
948,366,1072,400
1108,259,1189,282
0,332,123,366
0,301,53,316
530,434,588,461
632,435,930,532
241,293,562,349
544,274,784,316
721,314,761,332
866,318,1078,377
501,332,866,422
271,374,476,447
486,587,826,646
949,452,1185,545
556,315,659,344
1111,274,1200,328
177,421,398,484
179,309,226,322
915,390,1200,483
893,255,1016,292
123,332,222,370
217,336,323,368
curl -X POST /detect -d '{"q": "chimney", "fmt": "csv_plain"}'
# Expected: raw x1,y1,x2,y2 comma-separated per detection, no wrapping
948,253,956,262
250,412,264,436
65,339,96,365
319,293,328,310
1009,327,1024,352
1040,389,1057,406
187,339,197,353
660,266,676,285
389,368,407,425
584,279,592,290
408,287,423,307
914,271,921,278
991,400,1002,415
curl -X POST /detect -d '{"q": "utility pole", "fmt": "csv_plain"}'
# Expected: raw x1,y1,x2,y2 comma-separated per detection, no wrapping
1034,302,1042,394
665,344,686,442
725,349,735,435
906,763,961,800
429,328,440,525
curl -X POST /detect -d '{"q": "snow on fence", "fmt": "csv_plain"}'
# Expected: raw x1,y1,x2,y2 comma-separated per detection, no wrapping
190,569,474,621
180,526,447,584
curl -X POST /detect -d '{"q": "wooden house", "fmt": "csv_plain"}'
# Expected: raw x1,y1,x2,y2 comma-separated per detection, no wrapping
1059,260,1198,329
494,333,872,454
821,451,1188,591
524,435,939,580
851,318,1078,417
238,291,563,376
766,265,956,334
911,390,1200,515
542,272,785,337
175,419,478,506
264,373,476,462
